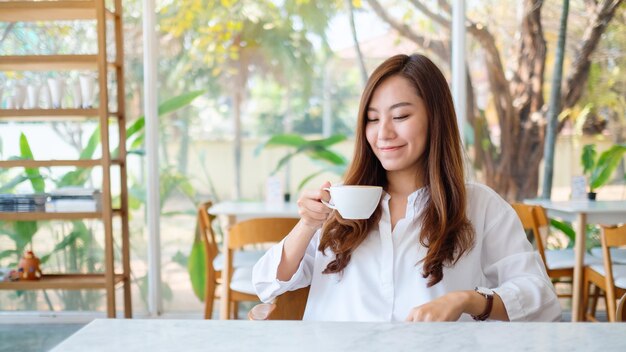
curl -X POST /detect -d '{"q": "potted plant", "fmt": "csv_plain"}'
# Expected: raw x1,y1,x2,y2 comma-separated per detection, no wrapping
255,133,348,200
581,143,626,200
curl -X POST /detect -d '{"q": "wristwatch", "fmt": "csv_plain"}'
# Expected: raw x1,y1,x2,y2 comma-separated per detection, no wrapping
472,287,494,321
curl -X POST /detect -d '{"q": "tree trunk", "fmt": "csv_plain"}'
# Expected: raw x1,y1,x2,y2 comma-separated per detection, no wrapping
177,114,190,175
346,0,368,87
559,0,623,130
233,74,243,200
368,0,621,201
541,0,570,199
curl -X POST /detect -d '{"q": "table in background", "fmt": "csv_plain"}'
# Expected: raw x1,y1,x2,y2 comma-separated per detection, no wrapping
524,199,626,322
52,319,626,352
209,201,300,319
209,200,300,225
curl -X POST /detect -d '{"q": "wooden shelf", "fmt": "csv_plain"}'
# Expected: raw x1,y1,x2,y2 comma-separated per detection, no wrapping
0,159,100,168
1,0,131,318
0,159,124,168
0,55,119,71
0,1,117,22
0,211,99,221
0,109,120,120
0,209,123,221
0,273,125,290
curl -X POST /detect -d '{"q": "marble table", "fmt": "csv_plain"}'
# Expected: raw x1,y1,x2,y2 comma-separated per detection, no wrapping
52,319,626,352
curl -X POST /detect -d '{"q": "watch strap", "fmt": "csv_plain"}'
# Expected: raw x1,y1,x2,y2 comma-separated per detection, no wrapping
472,288,494,321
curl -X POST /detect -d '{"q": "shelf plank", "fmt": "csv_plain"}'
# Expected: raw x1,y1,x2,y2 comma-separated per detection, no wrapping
0,109,120,120
0,1,116,22
0,55,100,71
0,159,102,168
0,274,125,290
0,211,100,221
0,209,123,221
0,108,98,118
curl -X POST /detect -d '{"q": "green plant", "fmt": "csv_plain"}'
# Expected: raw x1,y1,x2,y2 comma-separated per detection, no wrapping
0,90,205,311
255,133,348,191
581,143,626,193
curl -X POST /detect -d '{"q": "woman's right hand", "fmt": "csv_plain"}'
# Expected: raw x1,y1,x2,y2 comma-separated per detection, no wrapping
297,181,333,231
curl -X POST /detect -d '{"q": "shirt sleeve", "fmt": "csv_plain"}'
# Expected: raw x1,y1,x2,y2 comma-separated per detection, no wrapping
252,230,319,303
480,198,562,322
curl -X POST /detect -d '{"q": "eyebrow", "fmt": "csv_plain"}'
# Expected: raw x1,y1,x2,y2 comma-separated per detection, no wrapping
367,102,413,112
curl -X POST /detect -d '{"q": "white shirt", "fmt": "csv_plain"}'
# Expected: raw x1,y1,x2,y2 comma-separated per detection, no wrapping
252,183,562,322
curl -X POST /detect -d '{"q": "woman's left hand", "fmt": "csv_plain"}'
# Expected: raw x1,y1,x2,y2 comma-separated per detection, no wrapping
405,292,467,322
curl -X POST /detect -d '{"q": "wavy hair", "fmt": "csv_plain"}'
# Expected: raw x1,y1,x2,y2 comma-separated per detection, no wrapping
319,54,474,287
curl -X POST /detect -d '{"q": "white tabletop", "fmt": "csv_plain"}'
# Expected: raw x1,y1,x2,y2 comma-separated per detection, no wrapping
52,319,626,352
523,199,626,223
209,201,300,218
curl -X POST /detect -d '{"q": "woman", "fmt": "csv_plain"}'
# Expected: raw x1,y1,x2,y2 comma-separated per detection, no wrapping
252,54,561,322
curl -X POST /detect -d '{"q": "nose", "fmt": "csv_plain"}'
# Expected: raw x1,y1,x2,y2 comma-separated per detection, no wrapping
378,116,396,140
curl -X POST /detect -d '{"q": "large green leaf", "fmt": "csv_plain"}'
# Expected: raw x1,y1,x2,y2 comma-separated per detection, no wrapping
157,90,205,116
581,144,596,176
0,174,29,193
550,219,575,247
128,90,205,134
0,249,18,261
19,133,45,193
187,239,206,301
254,134,308,156
590,144,626,190
125,91,204,151
309,134,346,148
307,148,347,165
13,221,38,253
79,128,100,160
39,224,88,264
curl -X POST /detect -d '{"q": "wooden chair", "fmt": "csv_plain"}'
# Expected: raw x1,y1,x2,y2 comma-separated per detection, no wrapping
512,204,587,297
223,217,299,319
198,201,220,319
248,286,310,320
582,225,626,322
198,201,266,319
617,293,626,322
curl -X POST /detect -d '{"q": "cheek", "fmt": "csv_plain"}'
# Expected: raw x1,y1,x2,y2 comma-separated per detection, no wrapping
365,125,377,148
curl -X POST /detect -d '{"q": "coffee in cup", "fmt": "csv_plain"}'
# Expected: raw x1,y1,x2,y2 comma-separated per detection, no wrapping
321,185,383,219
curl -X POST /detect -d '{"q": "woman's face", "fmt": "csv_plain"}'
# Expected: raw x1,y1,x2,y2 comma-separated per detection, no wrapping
365,75,429,176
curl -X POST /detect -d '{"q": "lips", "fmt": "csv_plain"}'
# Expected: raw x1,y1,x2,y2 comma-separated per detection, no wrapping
378,145,404,152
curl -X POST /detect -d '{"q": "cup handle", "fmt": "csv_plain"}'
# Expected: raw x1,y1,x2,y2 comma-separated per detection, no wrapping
320,187,335,209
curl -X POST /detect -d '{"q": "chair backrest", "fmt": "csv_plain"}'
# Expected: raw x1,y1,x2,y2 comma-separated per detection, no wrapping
198,201,220,264
600,225,626,285
600,224,626,322
248,286,310,320
226,217,299,284
511,203,548,267
227,217,299,250
617,293,626,322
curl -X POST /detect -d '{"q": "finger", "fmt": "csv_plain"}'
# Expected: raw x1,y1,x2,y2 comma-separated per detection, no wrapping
319,181,331,203
304,199,332,214
299,209,329,222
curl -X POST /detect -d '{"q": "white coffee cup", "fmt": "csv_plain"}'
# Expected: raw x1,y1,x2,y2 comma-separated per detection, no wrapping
321,185,383,219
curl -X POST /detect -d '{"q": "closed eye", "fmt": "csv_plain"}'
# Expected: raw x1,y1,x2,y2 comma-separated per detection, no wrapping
393,115,409,120
366,117,379,123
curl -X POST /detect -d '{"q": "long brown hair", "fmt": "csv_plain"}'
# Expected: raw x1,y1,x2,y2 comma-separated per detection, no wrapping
319,54,474,287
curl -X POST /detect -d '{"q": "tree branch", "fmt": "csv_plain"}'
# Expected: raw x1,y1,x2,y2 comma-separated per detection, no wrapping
407,0,451,29
0,23,15,45
560,0,623,124
437,0,452,15
364,0,450,62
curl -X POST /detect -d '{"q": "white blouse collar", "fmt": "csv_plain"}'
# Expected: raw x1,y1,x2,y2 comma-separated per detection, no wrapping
381,187,429,221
